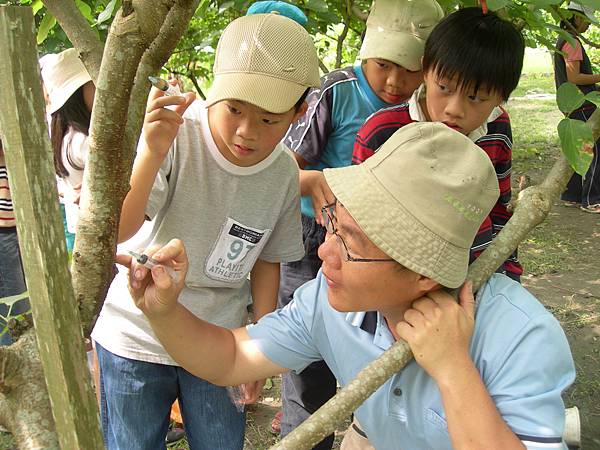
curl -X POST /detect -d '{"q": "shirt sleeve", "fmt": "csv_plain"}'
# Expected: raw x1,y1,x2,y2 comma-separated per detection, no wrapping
561,40,583,62
352,108,411,165
246,277,323,373
283,81,333,165
258,156,304,263
477,110,522,278
66,131,89,169
137,132,173,220
485,315,575,449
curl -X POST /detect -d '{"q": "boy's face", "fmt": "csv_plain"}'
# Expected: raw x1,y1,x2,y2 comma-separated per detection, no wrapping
422,70,504,136
362,58,423,105
208,100,306,167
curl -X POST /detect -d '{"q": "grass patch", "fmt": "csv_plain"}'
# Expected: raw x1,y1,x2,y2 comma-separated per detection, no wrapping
511,73,556,98
519,222,579,276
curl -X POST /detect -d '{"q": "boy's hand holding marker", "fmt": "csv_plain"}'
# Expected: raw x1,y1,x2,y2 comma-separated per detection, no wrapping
144,77,195,159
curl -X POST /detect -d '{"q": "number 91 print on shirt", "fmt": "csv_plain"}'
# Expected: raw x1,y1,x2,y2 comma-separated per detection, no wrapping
205,217,271,283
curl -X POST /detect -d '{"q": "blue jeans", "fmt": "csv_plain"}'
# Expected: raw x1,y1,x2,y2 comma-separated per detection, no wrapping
0,228,29,346
96,343,245,450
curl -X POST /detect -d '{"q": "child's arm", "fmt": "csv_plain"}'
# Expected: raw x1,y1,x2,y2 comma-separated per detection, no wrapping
117,239,287,386
250,259,280,321
118,90,195,242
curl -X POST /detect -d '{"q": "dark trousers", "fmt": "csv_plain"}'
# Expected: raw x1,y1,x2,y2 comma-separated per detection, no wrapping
561,107,600,207
278,214,336,450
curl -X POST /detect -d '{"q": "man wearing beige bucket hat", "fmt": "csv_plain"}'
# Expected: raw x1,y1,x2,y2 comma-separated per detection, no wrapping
91,8,320,449
120,122,575,450
278,2,443,445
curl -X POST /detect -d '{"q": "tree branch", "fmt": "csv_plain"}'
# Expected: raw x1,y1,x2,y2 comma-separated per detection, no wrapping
41,0,104,83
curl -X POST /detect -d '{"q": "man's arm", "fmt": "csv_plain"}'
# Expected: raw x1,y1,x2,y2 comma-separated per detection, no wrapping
118,90,195,242
117,239,287,386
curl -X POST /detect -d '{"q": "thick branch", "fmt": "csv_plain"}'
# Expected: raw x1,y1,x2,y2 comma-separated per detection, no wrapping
75,0,200,335
41,0,103,82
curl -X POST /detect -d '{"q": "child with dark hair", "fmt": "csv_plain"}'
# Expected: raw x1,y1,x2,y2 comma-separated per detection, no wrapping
353,7,525,281
41,48,95,253
554,1,600,213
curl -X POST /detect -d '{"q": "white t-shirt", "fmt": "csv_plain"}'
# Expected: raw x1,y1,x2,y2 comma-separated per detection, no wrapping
92,100,304,365
58,129,88,233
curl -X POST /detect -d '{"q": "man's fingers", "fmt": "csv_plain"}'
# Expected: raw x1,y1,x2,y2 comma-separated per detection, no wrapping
458,281,475,319
152,239,187,265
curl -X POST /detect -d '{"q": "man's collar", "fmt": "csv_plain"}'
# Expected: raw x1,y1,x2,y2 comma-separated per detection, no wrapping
346,311,395,350
408,84,504,142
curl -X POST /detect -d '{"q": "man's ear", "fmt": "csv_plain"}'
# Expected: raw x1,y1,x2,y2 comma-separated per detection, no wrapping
416,274,440,294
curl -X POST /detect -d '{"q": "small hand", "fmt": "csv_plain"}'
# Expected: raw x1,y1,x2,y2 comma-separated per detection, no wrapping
115,238,188,319
396,282,475,383
143,87,196,159
241,379,265,405
303,170,334,226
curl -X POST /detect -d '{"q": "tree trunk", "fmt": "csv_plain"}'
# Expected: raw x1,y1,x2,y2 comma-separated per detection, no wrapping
0,6,103,449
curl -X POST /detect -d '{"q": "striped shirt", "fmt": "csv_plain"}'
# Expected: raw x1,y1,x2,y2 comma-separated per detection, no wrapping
0,153,16,228
353,87,522,279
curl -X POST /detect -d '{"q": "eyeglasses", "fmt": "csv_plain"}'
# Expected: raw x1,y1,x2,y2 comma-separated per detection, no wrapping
321,202,395,263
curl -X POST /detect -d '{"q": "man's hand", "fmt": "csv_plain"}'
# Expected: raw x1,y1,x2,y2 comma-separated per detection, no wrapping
301,170,334,226
396,282,475,383
144,88,195,159
241,379,266,405
115,238,188,319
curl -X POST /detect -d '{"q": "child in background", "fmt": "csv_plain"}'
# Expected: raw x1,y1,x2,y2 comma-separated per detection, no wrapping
277,1,444,447
41,48,95,255
91,10,320,450
0,138,29,346
554,1,600,213
354,7,524,281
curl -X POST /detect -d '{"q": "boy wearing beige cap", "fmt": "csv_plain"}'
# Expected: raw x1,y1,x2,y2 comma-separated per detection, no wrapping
91,11,319,450
120,122,575,450
278,1,443,445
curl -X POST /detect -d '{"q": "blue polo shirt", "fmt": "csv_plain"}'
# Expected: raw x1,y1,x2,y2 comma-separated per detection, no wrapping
247,273,575,449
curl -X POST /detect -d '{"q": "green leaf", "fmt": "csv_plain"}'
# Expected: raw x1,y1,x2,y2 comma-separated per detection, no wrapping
0,291,29,306
487,0,510,10
304,0,329,13
556,83,585,115
263,378,273,390
584,91,600,109
76,0,93,23
96,0,117,25
31,0,44,15
36,11,56,45
557,118,594,176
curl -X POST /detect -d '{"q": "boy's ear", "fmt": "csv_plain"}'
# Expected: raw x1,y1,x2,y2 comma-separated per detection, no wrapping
292,101,308,122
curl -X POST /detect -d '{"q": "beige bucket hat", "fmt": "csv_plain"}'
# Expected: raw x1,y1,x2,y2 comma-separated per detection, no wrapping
324,122,499,288
359,0,444,72
41,48,92,115
205,13,320,114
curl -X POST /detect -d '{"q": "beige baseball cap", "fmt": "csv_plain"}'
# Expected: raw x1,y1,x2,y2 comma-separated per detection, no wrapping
205,13,320,114
41,48,92,115
324,122,499,288
359,0,444,72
